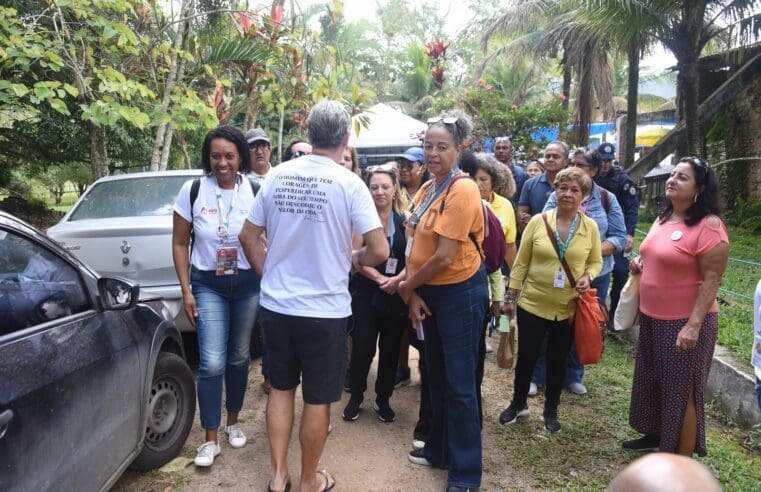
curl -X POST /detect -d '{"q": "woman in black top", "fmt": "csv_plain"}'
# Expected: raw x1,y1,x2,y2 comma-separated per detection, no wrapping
342,166,408,423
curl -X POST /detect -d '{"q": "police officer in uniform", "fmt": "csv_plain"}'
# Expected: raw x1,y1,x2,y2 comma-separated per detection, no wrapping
594,143,639,319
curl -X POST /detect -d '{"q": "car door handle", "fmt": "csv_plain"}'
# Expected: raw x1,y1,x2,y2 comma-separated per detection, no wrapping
0,409,13,439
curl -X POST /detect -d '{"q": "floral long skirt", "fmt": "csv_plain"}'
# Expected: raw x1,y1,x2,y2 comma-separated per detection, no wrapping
628,313,718,456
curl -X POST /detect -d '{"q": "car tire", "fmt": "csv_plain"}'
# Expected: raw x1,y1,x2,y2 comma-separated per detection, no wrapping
250,319,264,359
130,352,196,471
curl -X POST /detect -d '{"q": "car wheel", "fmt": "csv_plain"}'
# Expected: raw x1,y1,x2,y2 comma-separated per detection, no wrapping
130,352,196,471
250,319,264,359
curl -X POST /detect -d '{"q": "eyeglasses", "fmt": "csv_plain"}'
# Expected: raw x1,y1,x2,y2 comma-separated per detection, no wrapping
249,142,270,150
571,160,591,169
398,160,418,170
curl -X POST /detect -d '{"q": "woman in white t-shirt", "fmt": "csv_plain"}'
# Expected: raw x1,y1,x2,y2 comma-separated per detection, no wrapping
172,126,260,468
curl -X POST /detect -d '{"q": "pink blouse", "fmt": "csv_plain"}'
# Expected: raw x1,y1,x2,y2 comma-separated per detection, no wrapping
639,215,728,320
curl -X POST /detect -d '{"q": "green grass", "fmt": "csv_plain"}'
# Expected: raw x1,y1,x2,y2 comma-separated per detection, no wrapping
635,221,760,368
493,338,761,490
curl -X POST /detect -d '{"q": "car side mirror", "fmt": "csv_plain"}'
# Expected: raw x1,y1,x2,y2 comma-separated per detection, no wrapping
98,277,140,310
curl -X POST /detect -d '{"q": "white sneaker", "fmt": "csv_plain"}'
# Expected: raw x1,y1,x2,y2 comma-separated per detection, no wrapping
568,382,588,395
528,382,538,396
194,441,221,467
485,340,494,353
225,424,247,448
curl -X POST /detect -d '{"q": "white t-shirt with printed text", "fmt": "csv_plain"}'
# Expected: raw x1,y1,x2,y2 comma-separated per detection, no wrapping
248,154,381,318
174,175,257,271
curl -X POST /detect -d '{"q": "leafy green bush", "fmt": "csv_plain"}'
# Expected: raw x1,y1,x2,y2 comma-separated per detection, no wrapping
427,84,569,158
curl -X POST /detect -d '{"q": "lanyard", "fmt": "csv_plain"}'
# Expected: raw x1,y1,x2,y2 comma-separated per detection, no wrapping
554,213,579,260
387,213,395,256
410,169,458,229
215,175,240,240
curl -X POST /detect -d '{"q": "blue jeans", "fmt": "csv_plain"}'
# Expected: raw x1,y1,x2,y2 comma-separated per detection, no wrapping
418,267,488,489
532,274,610,386
191,268,260,430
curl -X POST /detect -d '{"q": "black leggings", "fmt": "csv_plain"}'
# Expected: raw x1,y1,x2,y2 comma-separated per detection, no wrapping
512,306,574,416
348,289,406,402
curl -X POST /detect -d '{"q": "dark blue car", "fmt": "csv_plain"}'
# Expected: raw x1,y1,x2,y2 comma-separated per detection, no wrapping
0,211,196,491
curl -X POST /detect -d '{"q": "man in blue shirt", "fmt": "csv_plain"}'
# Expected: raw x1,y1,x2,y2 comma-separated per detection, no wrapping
594,143,639,320
494,136,527,202
517,140,569,231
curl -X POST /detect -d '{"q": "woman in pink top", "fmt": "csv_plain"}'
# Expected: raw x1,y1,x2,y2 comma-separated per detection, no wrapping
625,157,729,457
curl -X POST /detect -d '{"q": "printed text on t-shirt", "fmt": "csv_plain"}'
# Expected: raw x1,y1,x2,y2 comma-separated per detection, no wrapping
272,174,332,222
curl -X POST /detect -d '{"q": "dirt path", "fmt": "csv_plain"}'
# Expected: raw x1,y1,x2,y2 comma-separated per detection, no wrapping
114,342,517,491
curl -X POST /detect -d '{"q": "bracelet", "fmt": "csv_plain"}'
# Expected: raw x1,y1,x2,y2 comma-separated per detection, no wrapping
505,292,518,303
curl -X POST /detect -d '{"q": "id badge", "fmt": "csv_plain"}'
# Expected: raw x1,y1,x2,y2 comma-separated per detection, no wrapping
405,237,413,257
553,269,566,288
385,257,398,275
216,247,238,276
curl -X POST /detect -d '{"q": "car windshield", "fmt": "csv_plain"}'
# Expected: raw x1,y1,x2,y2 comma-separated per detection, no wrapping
68,176,192,220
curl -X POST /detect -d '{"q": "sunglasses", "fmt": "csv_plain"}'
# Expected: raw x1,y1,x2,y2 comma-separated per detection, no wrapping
426,116,460,141
292,150,308,158
249,142,270,150
681,156,707,169
365,163,398,174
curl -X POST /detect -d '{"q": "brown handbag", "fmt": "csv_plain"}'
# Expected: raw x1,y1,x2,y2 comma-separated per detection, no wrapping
541,214,608,365
496,316,518,369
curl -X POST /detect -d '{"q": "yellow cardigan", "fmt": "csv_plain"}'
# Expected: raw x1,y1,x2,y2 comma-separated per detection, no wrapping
509,209,602,321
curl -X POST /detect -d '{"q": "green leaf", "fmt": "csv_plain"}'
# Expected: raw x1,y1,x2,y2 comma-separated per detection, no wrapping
63,83,79,97
11,83,29,97
49,98,70,115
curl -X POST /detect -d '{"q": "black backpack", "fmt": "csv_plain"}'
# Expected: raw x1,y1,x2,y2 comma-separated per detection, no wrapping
188,175,260,251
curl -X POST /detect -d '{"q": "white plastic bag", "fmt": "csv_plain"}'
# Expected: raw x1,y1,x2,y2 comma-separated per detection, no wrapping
614,274,640,331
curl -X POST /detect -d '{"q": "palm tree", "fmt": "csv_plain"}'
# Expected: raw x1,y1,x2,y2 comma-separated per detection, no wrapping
480,0,615,146
579,0,761,157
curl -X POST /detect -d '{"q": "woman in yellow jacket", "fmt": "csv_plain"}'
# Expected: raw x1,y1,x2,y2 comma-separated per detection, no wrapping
500,167,602,433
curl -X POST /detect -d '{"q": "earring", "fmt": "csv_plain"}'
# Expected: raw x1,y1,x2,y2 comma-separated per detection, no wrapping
694,193,699,203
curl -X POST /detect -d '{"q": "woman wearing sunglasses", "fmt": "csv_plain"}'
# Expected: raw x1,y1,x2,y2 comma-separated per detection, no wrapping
398,112,489,492
625,157,729,457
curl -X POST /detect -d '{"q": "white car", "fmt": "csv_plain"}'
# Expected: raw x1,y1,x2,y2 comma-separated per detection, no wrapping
47,170,263,356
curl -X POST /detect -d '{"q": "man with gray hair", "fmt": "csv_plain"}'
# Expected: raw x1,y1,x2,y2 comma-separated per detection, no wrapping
239,99,389,492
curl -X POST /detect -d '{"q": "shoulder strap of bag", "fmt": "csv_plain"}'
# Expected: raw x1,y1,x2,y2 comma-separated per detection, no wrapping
188,177,201,254
247,175,261,196
541,212,577,287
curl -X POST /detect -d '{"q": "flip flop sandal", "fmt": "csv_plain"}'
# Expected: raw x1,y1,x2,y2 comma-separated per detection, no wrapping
317,469,336,492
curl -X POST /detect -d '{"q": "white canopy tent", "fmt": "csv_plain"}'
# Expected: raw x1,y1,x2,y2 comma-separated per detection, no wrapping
349,103,426,149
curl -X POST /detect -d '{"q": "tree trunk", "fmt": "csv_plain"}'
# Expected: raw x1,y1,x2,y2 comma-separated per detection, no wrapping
624,40,639,169
159,124,174,171
89,122,108,178
562,63,571,111
150,0,192,171
178,132,192,169
679,55,702,157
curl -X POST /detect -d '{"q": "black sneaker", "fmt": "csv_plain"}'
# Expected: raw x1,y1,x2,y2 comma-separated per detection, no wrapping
408,448,432,467
542,414,561,433
394,367,411,388
342,395,362,421
373,400,396,422
498,402,529,425
622,434,660,452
